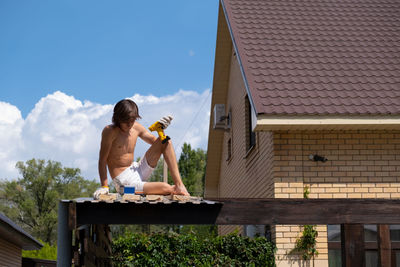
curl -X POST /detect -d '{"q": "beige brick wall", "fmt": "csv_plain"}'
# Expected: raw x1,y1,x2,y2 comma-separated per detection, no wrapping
307,182,400,199
273,130,400,265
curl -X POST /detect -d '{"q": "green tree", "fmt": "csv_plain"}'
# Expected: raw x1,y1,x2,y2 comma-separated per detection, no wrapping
178,143,206,196
148,158,166,182
0,158,99,244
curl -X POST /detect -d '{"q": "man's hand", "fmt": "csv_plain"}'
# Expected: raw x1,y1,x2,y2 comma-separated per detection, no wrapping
158,115,173,129
93,186,109,200
173,184,190,196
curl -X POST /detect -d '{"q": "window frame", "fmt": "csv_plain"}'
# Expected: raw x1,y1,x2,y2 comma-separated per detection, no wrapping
245,95,256,153
327,224,400,266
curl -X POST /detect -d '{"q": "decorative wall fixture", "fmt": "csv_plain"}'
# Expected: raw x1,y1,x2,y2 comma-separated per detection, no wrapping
309,154,328,163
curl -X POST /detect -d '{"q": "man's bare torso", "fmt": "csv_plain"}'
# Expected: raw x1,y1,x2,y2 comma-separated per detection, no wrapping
106,124,140,178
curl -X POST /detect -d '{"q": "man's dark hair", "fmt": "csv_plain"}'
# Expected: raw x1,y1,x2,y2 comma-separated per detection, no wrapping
112,99,141,128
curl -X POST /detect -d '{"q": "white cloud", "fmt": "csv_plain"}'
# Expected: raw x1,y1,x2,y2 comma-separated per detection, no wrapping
189,50,195,56
0,101,24,174
129,89,211,158
0,90,211,183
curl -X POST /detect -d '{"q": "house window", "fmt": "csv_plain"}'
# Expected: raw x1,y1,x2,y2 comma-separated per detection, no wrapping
226,138,232,161
391,225,400,241
244,225,271,241
327,224,341,267
327,224,400,266
245,95,256,152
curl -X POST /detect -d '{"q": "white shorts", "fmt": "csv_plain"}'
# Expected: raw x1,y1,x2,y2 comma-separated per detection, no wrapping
112,156,154,193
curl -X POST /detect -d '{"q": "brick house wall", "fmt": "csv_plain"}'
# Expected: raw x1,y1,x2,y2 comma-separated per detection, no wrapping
273,130,400,266
212,34,400,266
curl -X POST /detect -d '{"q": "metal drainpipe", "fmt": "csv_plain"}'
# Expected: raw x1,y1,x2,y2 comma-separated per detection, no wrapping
57,200,72,267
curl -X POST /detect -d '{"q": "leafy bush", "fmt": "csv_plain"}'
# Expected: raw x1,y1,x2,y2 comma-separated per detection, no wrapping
292,225,319,260
290,186,318,260
112,232,276,266
22,239,57,260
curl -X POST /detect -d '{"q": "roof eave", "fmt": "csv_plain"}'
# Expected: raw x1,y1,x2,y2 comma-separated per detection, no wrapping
255,115,400,131
220,0,258,116
204,1,233,198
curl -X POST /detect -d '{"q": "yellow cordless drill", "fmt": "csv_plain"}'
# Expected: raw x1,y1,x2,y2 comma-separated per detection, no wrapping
149,121,170,144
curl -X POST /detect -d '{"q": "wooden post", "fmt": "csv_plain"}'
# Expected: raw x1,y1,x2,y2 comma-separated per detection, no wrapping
57,201,72,267
163,157,168,183
377,224,391,267
341,224,365,267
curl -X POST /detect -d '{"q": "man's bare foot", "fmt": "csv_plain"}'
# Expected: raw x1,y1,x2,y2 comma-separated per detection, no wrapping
173,184,190,196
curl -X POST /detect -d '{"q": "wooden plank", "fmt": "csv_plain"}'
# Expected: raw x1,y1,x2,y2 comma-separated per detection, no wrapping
76,202,222,225
341,224,365,267
81,225,111,267
377,224,391,267
73,250,80,266
98,193,118,201
86,237,107,258
83,255,97,267
213,198,400,225
146,195,164,201
172,195,203,202
96,224,111,251
75,198,400,225
72,229,85,267
122,194,141,201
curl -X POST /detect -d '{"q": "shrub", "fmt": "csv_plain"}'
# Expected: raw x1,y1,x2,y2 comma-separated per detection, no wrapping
22,239,57,260
112,232,276,266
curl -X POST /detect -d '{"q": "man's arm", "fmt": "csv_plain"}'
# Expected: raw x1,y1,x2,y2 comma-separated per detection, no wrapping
136,122,157,145
98,126,115,187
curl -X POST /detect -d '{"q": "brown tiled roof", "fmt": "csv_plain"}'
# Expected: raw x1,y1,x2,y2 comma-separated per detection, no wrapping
222,0,400,115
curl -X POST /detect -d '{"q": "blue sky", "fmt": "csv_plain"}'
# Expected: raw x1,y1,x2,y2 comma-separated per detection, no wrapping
0,0,218,117
0,1,218,180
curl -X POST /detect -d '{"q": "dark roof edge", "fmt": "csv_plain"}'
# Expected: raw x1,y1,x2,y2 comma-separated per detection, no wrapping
0,213,42,250
220,0,257,115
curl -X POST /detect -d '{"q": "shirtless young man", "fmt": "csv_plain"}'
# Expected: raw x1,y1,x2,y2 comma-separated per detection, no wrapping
93,99,189,199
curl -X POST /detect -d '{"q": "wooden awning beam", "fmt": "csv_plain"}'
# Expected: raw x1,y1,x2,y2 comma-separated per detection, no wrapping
67,198,400,226
59,198,400,267
214,198,400,225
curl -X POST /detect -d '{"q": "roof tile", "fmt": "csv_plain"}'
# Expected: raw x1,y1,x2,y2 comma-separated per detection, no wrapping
222,0,400,115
